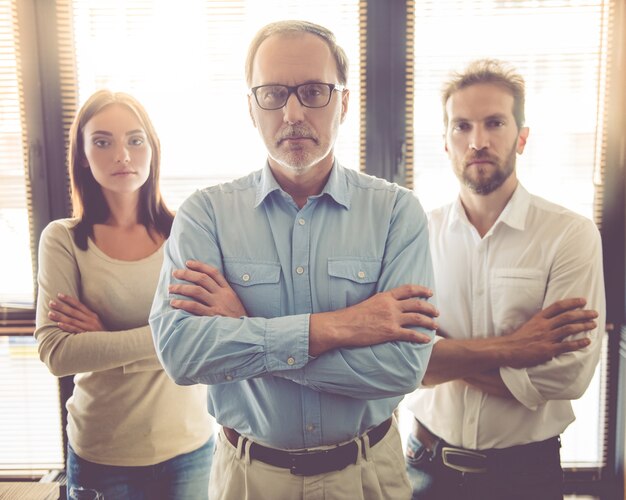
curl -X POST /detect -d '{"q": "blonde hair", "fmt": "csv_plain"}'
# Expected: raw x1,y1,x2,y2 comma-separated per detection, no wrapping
441,59,526,129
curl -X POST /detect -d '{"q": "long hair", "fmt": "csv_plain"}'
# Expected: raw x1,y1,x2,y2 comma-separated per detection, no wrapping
68,90,174,249
245,20,349,87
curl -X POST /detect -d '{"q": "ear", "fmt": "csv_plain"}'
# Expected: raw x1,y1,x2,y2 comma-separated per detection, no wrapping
339,89,349,124
248,95,257,128
443,132,449,154
516,127,529,154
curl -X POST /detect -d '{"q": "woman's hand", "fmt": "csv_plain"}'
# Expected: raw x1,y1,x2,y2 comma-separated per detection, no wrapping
168,260,247,318
48,293,106,333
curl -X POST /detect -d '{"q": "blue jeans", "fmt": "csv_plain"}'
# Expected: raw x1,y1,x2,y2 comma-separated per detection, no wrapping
405,432,436,499
67,435,214,500
405,431,563,500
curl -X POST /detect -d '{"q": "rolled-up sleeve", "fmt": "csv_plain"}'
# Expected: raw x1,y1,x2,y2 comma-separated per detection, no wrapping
500,219,605,410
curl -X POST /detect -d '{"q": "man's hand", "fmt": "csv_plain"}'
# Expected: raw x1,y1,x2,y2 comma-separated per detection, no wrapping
48,293,106,333
169,260,247,318
500,297,598,368
423,297,598,386
309,284,438,356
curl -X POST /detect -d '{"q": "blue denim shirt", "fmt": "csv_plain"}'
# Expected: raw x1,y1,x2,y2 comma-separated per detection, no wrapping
150,161,435,449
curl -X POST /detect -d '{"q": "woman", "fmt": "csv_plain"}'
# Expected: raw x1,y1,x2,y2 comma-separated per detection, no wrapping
35,90,213,499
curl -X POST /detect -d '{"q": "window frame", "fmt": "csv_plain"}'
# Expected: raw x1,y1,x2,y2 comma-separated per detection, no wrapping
10,1,626,496
600,0,626,498
15,0,75,469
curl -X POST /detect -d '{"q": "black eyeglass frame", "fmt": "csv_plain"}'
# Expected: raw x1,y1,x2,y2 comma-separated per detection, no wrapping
250,83,346,110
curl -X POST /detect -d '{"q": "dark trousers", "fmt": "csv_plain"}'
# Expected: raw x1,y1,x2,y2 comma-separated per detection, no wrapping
405,425,563,500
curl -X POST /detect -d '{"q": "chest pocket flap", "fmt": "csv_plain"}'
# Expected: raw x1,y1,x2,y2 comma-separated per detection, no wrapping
224,261,281,287
328,258,381,284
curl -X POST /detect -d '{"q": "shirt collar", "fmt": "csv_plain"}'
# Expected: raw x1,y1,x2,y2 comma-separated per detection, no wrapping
497,183,530,231
448,182,530,232
319,159,351,209
254,159,351,209
254,162,282,207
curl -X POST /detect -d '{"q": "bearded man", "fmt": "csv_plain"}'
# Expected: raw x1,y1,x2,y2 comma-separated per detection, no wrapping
403,59,605,500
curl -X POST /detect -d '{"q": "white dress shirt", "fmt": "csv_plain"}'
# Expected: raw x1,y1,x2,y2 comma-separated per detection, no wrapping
405,183,606,450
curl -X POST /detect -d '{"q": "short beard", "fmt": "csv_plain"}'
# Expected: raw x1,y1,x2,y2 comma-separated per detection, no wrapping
461,143,517,195
272,124,320,173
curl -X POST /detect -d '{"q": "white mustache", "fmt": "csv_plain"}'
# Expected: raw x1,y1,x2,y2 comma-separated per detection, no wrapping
277,125,318,144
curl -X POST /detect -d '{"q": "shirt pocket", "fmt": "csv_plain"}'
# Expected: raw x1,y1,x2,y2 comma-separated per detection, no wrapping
223,260,281,318
328,257,382,310
489,268,546,335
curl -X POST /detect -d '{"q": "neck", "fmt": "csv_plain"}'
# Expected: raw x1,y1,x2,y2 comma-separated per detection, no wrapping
460,176,518,238
269,155,334,209
101,191,142,228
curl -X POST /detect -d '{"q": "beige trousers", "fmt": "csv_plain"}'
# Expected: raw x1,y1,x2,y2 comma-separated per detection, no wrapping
209,417,411,500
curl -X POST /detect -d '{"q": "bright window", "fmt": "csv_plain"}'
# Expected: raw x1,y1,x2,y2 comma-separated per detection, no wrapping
70,0,361,209
3,0,615,477
0,0,63,475
0,336,63,474
0,0,33,307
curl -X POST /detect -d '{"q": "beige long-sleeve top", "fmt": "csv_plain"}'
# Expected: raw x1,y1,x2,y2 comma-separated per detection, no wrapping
35,219,212,466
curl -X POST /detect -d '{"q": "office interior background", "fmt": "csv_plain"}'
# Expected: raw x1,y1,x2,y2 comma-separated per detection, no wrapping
0,0,625,498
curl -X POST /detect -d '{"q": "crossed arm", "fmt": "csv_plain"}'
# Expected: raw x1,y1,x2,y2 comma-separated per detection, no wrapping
35,222,159,377
423,219,605,403
47,293,106,333
168,259,597,400
423,298,598,398
169,260,438,356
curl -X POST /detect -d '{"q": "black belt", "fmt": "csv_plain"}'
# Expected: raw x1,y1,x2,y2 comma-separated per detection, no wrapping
222,417,392,476
414,418,561,474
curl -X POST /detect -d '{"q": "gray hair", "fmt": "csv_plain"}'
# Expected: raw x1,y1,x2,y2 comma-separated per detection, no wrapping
245,20,349,87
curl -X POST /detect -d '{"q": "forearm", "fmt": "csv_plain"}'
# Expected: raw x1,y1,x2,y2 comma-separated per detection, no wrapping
299,289,434,398
463,369,514,399
35,224,158,375
308,288,435,357
276,340,433,399
35,325,157,377
421,336,507,386
122,351,163,373
423,297,599,387
308,310,341,356
150,302,310,385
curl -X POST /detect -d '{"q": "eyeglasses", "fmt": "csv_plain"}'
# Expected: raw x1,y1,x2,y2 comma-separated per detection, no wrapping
250,83,345,110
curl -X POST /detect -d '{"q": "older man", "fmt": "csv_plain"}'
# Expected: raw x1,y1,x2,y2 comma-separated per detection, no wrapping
150,20,437,500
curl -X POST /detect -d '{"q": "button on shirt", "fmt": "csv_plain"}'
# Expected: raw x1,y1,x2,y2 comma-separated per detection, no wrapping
150,161,435,450
405,184,605,450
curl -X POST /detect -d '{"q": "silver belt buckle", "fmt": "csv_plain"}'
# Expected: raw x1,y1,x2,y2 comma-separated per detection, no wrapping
441,446,488,473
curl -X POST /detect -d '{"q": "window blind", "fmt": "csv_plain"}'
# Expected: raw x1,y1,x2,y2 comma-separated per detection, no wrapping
0,0,64,477
61,0,362,210
0,333,64,475
410,0,611,220
408,0,614,466
0,0,33,306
